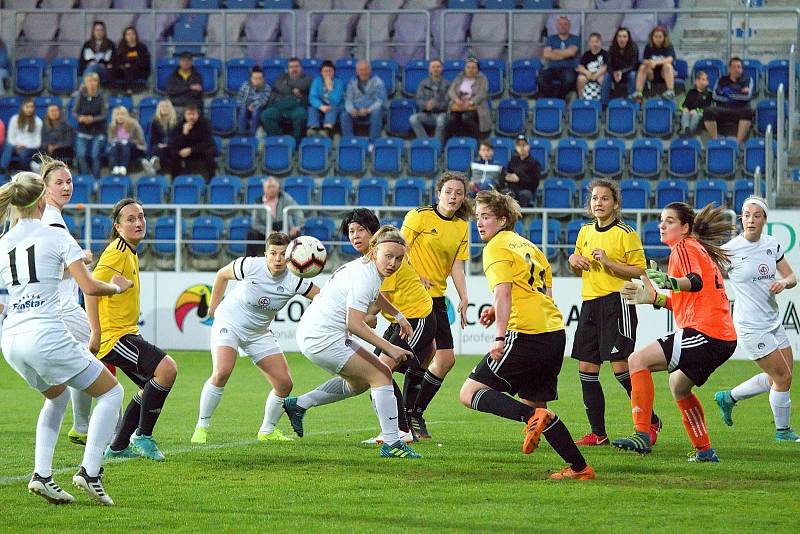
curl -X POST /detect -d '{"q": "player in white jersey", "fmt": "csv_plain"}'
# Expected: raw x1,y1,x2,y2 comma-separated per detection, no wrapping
0,172,133,505
190,232,320,444
284,225,422,459
714,196,798,441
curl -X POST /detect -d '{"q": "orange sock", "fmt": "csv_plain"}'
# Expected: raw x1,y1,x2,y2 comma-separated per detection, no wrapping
677,393,711,451
630,369,654,433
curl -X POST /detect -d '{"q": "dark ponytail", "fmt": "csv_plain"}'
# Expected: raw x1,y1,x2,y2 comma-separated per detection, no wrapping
665,202,734,271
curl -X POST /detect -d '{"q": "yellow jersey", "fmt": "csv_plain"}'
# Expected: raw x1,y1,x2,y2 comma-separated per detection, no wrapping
483,230,563,335
380,257,433,322
574,219,646,300
402,206,469,298
93,237,141,358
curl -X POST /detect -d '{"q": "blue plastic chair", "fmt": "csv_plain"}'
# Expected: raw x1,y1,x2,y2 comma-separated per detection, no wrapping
755,99,787,136
226,136,258,174
152,216,185,256
766,59,789,96
606,98,638,137
88,215,112,254
643,220,668,260
246,176,266,204
569,99,601,137
135,174,170,205
733,178,765,214
14,58,45,95
490,136,515,167
189,216,225,256
263,135,296,175
554,138,588,177
387,98,416,137
630,138,663,178
542,177,576,208
642,98,676,137
156,58,179,93
372,137,404,175
445,137,478,172
98,175,132,205
172,174,205,204
0,96,23,127
668,137,702,178
283,175,315,205
497,99,529,136
334,58,357,83
692,58,725,90
302,217,337,243
137,96,160,133
695,179,728,208
528,137,551,174
225,57,256,94
394,177,426,207
656,179,689,208
532,98,565,136
371,59,399,96
479,58,506,98
227,215,252,256
743,137,776,177
704,137,739,179
48,58,79,95
408,138,440,175
301,58,323,81
34,96,61,120
510,58,541,97
209,97,237,136
442,60,465,82
357,177,390,206
336,136,370,175
592,138,625,178
298,137,332,174
620,178,651,209
529,218,561,261
208,175,242,206
320,177,353,205
262,58,289,86
193,57,222,95
403,59,429,97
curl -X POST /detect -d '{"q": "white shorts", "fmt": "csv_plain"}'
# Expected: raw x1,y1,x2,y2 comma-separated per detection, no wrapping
738,325,791,360
297,334,359,375
209,320,282,364
61,309,91,345
2,326,103,392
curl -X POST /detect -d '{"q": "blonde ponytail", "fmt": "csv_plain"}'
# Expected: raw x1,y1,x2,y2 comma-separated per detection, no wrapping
0,172,46,236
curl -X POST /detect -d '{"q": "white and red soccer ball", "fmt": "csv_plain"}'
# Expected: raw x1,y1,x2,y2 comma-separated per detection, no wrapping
286,235,327,278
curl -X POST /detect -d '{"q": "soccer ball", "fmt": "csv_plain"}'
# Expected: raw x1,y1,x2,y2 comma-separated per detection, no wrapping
286,236,327,278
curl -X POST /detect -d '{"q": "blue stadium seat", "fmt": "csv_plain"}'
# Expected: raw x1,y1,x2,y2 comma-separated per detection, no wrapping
479,59,505,98
445,137,478,172
382,217,404,230
569,99,601,137
194,57,222,95
555,138,588,177
674,58,688,92
209,97,237,136
592,138,625,178
208,175,242,206
642,98,676,137
264,0,292,7
470,223,482,260
532,98,564,136
156,58,179,93
387,98,416,137
301,58,323,80
496,98,529,136
98,175,132,205
334,58,357,83
34,96,61,120
394,177,426,207
371,59,399,96
172,13,208,56
0,96,23,127
172,174,205,204
408,138,440,176
656,179,689,208
190,216,225,257
692,58,725,90
578,177,593,207
743,137,776,177
490,136,515,167
14,58,45,95
135,174,169,205
620,178,651,209
263,135,296,175
543,177,576,208
372,137,404,175
152,215,185,256
403,59,429,97
766,59,789,96
226,57,256,95
529,218,561,260
137,96,160,133
48,58,79,95
337,136,370,175
793,168,800,182
606,98,638,137
510,58,541,97
528,137,551,174
61,213,80,240
630,137,663,178
262,58,289,86
566,218,585,246
71,174,94,204
227,215,252,256
298,137,332,174
302,217,337,243
226,136,258,174
357,177,390,206
733,178,765,214
442,60,464,82
245,176,266,204
695,179,728,208
283,175,314,205
755,99,786,136
668,137,702,178
107,95,133,114
320,176,353,205
643,220,668,260
704,137,739,179
89,215,112,254
742,58,763,94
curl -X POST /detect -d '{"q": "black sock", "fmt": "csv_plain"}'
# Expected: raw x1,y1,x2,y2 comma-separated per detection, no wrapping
403,368,425,412
413,371,443,416
471,389,535,422
110,393,141,451
579,371,605,436
392,379,410,433
616,370,660,425
543,414,588,472
138,379,171,436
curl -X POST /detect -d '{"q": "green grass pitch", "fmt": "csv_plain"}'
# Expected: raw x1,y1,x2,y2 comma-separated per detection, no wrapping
1,352,799,532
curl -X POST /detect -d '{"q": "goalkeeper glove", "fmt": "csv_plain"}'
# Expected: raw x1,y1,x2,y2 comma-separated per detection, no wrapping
645,260,681,292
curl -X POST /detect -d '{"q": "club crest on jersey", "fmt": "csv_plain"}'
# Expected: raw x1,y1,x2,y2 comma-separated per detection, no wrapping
753,264,775,282
766,249,773,255
258,296,272,308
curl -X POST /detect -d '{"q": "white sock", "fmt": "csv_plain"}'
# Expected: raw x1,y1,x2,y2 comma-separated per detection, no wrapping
731,372,771,402
197,380,225,429
69,387,92,434
259,390,285,434
769,388,792,430
34,388,70,478
297,377,359,409
371,384,400,445
82,383,123,477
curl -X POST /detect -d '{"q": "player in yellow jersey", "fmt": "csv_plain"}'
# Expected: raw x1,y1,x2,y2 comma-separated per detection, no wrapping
85,199,178,462
460,190,595,480
401,171,471,439
568,179,662,447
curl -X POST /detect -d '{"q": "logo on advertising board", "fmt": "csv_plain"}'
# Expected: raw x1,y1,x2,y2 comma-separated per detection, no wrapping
175,284,214,332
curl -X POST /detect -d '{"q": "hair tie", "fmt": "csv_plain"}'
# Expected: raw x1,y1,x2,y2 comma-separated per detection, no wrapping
21,188,46,209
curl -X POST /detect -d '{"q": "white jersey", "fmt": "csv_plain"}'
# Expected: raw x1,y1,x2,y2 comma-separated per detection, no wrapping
723,233,784,332
40,204,84,316
0,219,85,333
215,256,313,338
298,258,382,351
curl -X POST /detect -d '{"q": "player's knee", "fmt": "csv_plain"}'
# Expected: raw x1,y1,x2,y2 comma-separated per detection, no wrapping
274,377,293,397
459,383,476,408
627,352,645,372
157,356,178,385
211,368,232,387
771,367,792,390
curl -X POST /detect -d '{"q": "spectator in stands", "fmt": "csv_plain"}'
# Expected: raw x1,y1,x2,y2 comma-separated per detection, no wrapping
112,26,151,94
0,98,41,173
79,21,115,85
469,140,503,193
144,98,178,174
107,106,147,176
237,66,271,135
632,26,676,101
538,16,580,99
245,177,303,257
166,52,204,112
607,27,639,100
576,33,609,101
307,60,344,137
260,58,312,142
0,38,9,95
703,57,755,145
444,57,490,142
409,59,450,144
501,135,540,208
41,104,75,163
72,72,108,179
680,71,712,137
341,60,387,143
167,103,217,181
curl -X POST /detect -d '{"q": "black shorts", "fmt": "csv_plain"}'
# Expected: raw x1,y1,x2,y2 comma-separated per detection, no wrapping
376,312,438,373
102,334,168,388
571,292,637,363
431,296,454,351
657,328,737,387
469,329,566,402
